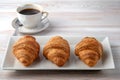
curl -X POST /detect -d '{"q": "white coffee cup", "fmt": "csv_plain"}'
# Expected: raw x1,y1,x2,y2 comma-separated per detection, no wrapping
17,4,48,29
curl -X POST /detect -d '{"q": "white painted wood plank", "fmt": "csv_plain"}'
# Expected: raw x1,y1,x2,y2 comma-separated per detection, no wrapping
0,0,120,79
1,1,120,12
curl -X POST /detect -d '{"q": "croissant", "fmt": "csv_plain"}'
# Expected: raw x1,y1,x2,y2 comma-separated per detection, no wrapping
75,37,103,67
12,35,40,66
43,36,70,67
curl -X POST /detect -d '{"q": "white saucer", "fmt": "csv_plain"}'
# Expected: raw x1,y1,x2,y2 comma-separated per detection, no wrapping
12,18,49,34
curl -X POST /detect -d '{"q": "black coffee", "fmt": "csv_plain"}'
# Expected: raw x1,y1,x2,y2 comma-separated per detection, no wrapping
19,8,40,15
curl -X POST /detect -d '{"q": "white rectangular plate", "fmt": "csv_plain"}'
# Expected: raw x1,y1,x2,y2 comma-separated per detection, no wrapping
2,36,115,70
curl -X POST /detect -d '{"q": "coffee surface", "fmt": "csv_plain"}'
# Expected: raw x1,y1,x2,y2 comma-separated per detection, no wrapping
19,8,40,15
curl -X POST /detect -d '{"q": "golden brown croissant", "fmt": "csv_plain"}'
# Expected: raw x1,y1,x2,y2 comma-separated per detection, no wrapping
12,35,40,66
43,36,70,67
75,37,103,67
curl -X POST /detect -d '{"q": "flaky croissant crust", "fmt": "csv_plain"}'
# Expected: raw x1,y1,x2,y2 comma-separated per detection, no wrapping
12,35,40,66
43,36,70,67
75,37,103,67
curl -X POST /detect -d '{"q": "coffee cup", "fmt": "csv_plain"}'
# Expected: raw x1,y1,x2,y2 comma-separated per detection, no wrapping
16,4,48,29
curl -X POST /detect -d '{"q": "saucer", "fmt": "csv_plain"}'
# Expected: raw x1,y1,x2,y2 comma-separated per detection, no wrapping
12,17,49,34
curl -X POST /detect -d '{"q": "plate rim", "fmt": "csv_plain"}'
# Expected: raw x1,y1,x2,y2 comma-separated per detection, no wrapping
12,17,50,34
2,36,115,70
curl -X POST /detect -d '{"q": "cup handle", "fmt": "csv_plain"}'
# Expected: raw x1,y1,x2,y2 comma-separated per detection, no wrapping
41,11,48,21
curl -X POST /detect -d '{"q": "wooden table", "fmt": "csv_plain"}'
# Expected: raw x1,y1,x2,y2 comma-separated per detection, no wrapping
0,0,120,79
